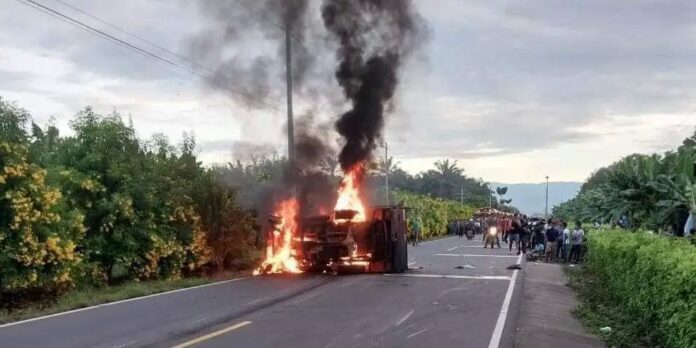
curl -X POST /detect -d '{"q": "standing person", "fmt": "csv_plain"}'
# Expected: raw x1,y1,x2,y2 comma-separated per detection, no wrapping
508,218,523,255
560,222,571,263
532,223,546,253
545,223,559,262
569,222,585,263
411,218,422,247
520,215,530,253
553,220,563,261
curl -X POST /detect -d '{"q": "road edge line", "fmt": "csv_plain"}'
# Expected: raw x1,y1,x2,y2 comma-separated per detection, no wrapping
0,277,249,329
487,253,523,348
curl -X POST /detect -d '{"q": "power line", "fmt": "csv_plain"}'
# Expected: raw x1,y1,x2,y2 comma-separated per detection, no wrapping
16,0,281,111
50,0,215,76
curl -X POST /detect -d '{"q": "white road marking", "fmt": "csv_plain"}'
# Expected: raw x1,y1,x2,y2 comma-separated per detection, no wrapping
406,328,429,339
384,274,510,280
408,262,417,266
447,245,491,251
395,309,414,327
171,321,252,348
488,253,524,348
0,277,249,329
435,253,519,258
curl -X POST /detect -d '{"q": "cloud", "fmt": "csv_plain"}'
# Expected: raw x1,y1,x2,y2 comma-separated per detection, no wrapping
3,0,696,182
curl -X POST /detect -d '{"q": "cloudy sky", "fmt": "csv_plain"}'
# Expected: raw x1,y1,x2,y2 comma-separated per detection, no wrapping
2,0,695,183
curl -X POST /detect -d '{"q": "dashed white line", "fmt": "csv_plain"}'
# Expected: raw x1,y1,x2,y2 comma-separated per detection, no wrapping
406,328,429,339
447,245,491,251
488,253,524,348
384,273,510,280
435,253,519,258
395,309,414,327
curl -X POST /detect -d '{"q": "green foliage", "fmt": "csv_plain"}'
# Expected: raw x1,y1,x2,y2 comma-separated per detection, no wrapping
0,142,85,293
577,229,696,347
554,134,696,233
392,190,474,239
1,98,258,302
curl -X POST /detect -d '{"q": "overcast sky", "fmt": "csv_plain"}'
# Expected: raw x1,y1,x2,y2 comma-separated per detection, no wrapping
2,0,695,183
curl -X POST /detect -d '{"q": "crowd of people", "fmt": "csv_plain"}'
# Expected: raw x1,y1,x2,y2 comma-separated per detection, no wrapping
446,213,588,264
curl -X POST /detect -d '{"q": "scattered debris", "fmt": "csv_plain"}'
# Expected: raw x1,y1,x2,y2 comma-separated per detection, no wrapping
507,264,522,270
454,264,477,269
600,327,612,333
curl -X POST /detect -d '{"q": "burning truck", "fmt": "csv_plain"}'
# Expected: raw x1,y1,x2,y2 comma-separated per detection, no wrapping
243,0,423,276
255,166,409,275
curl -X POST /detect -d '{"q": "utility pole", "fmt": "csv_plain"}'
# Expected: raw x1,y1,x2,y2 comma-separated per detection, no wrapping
460,185,464,205
285,20,295,163
545,176,550,219
384,142,389,205
487,183,492,208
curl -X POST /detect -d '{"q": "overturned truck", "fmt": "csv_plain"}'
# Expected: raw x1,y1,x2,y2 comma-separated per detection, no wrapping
266,206,409,274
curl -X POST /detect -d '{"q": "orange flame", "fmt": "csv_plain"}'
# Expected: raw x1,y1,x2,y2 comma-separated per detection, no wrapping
334,163,366,222
255,198,302,275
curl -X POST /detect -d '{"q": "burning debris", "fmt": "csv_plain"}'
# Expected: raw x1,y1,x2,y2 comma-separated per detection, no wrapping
252,0,424,275
333,163,366,222
189,0,425,275
255,199,302,275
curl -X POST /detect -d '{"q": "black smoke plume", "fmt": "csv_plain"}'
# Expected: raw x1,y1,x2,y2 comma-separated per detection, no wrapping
321,0,425,171
189,0,313,107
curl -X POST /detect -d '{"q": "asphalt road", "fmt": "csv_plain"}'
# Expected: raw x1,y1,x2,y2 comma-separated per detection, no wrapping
0,236,524,348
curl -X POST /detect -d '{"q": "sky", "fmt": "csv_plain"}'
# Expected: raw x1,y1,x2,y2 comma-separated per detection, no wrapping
2,0,696,184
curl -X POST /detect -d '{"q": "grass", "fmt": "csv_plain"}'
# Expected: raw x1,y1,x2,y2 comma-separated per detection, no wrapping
0,273,245,325
564,265,650,348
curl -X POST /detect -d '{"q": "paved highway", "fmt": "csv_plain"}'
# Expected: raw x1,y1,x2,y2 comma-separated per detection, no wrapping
0,236,524,348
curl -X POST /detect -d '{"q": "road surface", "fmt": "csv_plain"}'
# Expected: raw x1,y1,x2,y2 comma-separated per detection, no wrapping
0,236,524,348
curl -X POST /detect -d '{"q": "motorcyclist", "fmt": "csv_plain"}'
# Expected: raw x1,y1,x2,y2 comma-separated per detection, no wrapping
483,216,501,248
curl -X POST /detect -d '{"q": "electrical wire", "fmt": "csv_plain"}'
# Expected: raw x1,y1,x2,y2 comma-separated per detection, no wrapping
16,0,282,111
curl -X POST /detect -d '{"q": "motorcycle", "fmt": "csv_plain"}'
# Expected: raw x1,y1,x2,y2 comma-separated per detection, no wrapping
484,226,500,248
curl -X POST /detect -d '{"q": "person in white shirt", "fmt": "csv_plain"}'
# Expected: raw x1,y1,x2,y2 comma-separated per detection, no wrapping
562,222,571,263
569,222,585,263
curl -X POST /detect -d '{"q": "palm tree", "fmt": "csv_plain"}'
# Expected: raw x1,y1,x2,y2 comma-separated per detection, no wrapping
434,159,463,180
378,155,401,176
433,159,464,199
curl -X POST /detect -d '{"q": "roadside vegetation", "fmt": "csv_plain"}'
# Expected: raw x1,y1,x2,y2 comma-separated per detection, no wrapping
556,130,696,347
1,97,492,320
568,229,696,348
1,98,260,312
554,130,696,234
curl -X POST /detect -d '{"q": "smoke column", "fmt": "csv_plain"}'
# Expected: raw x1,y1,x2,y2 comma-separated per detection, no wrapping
321,0,425,171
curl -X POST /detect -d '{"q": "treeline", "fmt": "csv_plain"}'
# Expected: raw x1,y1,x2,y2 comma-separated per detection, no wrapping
0,99,259,296
392,190,475,239
378,158,502,209
1,97,492,298
554,130,696,234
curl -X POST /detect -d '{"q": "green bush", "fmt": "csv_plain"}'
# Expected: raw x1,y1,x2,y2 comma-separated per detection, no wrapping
393,190,474,239
583,230,696,347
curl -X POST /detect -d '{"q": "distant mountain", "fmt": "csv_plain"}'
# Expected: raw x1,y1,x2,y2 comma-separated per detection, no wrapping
491,182,582,216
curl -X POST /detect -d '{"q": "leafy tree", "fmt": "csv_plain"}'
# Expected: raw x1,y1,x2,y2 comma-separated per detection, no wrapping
0,103,84,293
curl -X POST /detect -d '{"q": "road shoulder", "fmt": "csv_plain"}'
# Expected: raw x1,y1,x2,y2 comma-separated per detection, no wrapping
514,262,603,348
